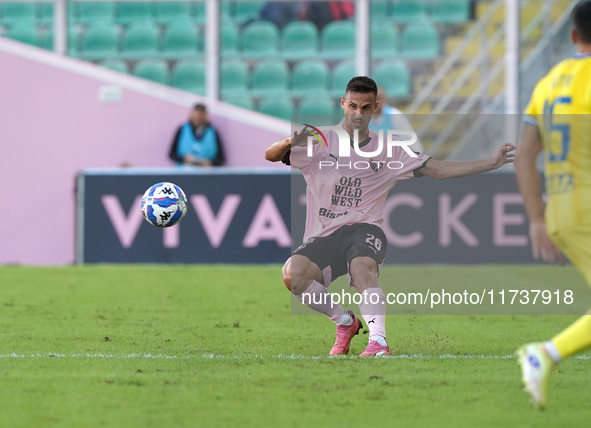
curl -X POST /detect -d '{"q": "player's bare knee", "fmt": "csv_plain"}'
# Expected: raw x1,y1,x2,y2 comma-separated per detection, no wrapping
282,259,292,291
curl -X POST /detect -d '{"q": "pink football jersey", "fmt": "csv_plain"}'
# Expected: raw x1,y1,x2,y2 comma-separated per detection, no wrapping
290,128,430,242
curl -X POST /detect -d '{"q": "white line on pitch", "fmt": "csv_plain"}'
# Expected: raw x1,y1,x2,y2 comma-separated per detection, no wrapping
0,353,589,360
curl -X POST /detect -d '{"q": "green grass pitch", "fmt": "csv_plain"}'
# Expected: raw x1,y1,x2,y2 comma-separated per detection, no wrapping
1,265,590,427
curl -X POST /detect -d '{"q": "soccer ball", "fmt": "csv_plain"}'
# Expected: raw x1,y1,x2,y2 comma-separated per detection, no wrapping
141,182,188,227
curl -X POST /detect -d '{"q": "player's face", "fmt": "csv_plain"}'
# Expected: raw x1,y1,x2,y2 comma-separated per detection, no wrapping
190,110,207,127
341,91,378,132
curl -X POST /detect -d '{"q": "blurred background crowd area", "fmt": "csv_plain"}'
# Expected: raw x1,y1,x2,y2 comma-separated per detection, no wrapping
0,0,577,159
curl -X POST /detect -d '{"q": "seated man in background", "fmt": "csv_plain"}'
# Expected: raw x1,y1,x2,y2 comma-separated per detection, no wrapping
169,104,224,167
370,86,424,153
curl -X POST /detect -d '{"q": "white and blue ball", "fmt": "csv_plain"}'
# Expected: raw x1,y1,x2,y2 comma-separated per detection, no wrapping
141,182,188,227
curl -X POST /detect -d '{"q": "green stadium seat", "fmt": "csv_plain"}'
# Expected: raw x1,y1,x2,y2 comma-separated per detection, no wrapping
77,2,115,24
371,1,390,19
221,60,249,96
38,2,53,24
291,60,329,97
122,22,159,57
251,59,289,96
331,60,356,97
98,58,130,74
171,60,205,94
1,2,36,25
133,59,169,84
241,21,279,58
401,21,440,59
232,1,264,24
390,0,427,24
116,2,153,24
221,23,239,56
161,23,201,57
6,24,39,47
80,23,119,58
258,97,293,121
154,2,192,24
431,0,470,23
321,21,355,59
372,22,399,58
42,27,80,55
223,94,254,110
373,60,411,98
297,97,334,115
281,21,318,59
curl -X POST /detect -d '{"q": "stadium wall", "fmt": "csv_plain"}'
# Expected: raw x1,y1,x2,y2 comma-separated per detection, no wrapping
0,38,289,265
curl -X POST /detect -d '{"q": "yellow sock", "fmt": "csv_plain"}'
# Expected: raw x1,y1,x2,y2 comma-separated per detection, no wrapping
551,314,591,360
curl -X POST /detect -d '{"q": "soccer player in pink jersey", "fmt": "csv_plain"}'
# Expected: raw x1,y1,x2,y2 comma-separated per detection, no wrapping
265,76,515,357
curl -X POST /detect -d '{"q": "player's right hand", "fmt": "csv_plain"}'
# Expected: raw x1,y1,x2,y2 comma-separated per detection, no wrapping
290,126,310,147
529,221,566,265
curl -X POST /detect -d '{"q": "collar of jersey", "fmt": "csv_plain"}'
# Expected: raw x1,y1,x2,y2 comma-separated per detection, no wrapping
349,136,372,149
574,52,591,58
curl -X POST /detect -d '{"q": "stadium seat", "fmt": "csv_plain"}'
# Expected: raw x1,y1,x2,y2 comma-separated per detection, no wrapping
297,97,334,115
371,1,390,19
42,27,80,55
321,21,355,59
390,0,427,24
291,60,329,97
251,59,290,96
38,2,53,24
373,60,411,98
98,58,130,74
116,2,153,24
221,23,239,56
330,60,356,97
401,22,440,59
161,23,201,58
0,2,36,25
77,2,116,24
171,60,205,94
431,0,470,23
122,22,159,58
241,21,279,58
223,94,254,110
258,97,293,121
80,23,119,58
154,2,192,24
6,24,39,47
133,59,169,84
281,21,318,59
372,22,399,58
232,1,264,24
221,60,249,96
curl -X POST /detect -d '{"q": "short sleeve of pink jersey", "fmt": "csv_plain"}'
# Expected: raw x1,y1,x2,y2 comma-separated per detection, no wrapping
393,146,431,180
290,135,329,170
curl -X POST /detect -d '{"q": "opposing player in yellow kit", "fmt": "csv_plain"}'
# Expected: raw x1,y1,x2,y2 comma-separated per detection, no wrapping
515,0,591,409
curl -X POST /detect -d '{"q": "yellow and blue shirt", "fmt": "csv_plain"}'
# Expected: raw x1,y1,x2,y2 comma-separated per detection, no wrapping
524,53,591,234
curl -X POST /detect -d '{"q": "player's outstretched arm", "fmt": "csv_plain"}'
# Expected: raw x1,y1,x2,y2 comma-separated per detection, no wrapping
264,128,309,162
417,143,515,180
515,124,566,265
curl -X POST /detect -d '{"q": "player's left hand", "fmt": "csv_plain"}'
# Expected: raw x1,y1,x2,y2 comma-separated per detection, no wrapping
490,143,516,169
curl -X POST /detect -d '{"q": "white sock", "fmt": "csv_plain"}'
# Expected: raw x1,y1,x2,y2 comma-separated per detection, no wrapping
337,312,354,326
545,340,563,363
295,280,345,323
359,287,387,339
369,335,388,347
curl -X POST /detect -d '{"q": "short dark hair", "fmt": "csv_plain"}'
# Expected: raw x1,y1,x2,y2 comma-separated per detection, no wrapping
573,0,591,44
345,76,378,98
193,103,207,112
